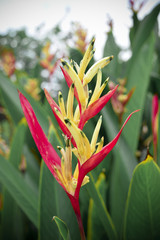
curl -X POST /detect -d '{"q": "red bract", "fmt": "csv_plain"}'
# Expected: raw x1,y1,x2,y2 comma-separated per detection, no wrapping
152,95,159,161
78,85,119,129
18,91,65,189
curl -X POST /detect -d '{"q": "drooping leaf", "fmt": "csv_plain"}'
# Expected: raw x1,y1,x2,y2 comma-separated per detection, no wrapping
123,155,160,240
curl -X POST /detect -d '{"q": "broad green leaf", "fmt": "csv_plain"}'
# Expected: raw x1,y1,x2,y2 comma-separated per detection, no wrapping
102,105,138,235
123,32,155,153
123,155,160,240
87,172,108,240
105,31,155,235
103,31,120,80
129,12,140,46
127,3,160,74
0,155,38,227
53,216,71,240
86,172,117,240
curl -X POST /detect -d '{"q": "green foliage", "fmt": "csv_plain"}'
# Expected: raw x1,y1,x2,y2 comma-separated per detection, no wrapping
0,3,160,240
123,155,160,240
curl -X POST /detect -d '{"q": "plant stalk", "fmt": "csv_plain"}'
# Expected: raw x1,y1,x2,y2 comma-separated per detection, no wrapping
67,193,86,240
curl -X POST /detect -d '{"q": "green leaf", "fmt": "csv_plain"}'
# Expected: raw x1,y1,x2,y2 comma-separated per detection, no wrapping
86,172,117,240
127,3,160,74
87,172,108,240
123,32,155,152
69,48,83,65
1,119,27,239
1,193,25,240
102,105,138,235
0,72,23,124
8,119,27,166
53,216,71,240
38,161,60,240
0,155,38,227
23,145,40,193
123,155,160,240
103,31,121,80
129,12,140,45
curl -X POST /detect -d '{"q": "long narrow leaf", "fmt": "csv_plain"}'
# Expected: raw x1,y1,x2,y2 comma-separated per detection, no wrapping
1,119,27,239
86,172,117,240
0,155,38,227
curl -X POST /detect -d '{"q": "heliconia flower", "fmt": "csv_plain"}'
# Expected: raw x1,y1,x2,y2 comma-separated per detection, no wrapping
24,78,41,100
1,49,16,77
40,41,60,76
73,22,88,54
108,79,135,123
152,95,159,162
19,38,139,240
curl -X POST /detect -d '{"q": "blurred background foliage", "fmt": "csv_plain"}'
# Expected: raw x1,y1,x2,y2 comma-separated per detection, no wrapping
0,1,160,240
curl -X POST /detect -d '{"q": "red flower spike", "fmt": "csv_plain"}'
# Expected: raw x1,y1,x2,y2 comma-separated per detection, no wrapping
79,85,118,129
152,95,159,161
18,91,63,185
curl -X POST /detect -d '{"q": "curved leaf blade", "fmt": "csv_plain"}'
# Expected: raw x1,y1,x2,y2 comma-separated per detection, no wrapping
53,216,71,240
123,155,160,240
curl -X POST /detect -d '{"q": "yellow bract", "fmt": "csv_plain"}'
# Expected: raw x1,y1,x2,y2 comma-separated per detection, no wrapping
54,38,113,195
